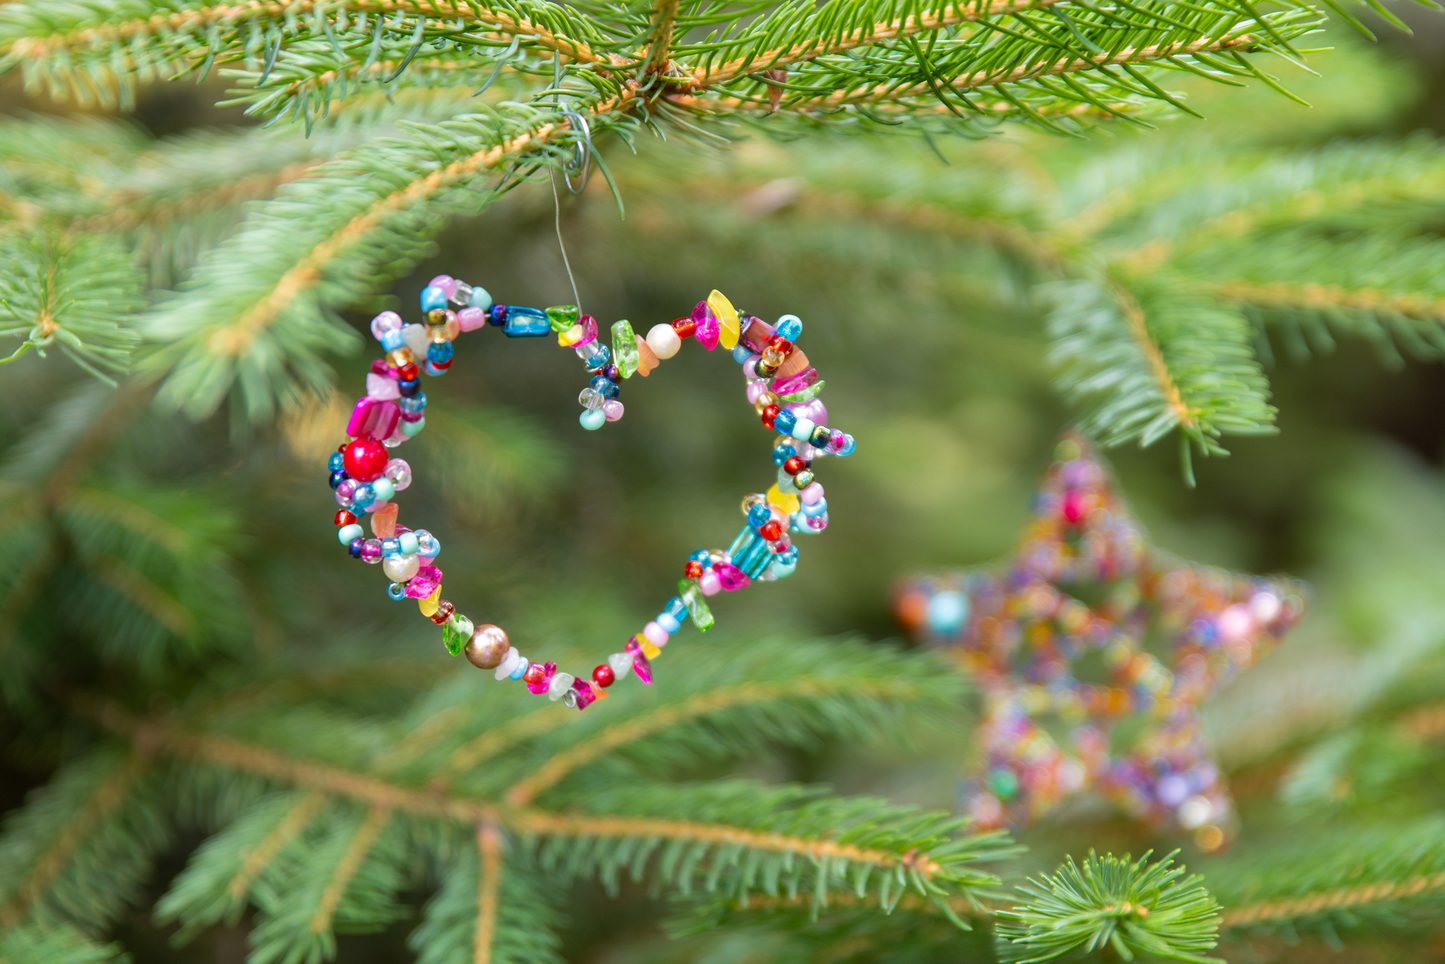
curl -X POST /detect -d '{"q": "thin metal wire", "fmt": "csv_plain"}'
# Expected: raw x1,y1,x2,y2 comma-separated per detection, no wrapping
549,167,583,314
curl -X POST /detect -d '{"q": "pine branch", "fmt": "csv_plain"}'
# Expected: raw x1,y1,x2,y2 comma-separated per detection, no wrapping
1210,817,1445,937
474,820,502,964
145,94,638,421
155,790,328,940
503,676,928,805
0,922,126,964
0,749,165,933
996,852,1221,964
641,0,680,76
1046,275,1277,472
0,230,143,382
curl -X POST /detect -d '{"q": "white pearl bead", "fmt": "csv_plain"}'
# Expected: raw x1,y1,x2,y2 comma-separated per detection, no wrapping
646,323,681,359
382,553,420,582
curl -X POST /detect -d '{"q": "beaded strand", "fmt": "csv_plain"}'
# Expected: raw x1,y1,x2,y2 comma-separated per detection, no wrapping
327,279,856,710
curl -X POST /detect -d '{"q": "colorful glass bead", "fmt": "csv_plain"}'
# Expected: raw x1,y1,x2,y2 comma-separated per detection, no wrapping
593,664,615,687
525,660,556,695
546,304,580,332
405,565,443,599
692,301,720,350
503,306,550,337
625,638,653,684
708,289,740,350
672,315,696,340
775,314,802,341
611,320,639,378
678,581,715,631
715,561,750,591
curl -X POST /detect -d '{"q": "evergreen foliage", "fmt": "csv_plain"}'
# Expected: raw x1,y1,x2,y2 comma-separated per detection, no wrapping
2,0,1445,961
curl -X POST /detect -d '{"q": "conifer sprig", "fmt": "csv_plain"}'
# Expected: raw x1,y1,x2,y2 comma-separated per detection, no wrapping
995,852,1222,964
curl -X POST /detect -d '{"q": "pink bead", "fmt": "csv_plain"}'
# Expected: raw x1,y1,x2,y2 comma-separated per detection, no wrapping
457,306,489,332
576,315,598,347
603,400,624,422
404,565,443,599
370,311,403,340
1217,605,1254,642
800,482,824,505
428,275,457,299
693,301,720,351
643,621,668,646
785,398,827,426
572,679,597,709
699,569,722,595
335,479,358,506
805,512,828,531
771,367,818,396
742,359,759,380
746,381,768,405
625,638,653,684
367,373,400,400
347,396,400,440
714,561,751,591
360,539,383,563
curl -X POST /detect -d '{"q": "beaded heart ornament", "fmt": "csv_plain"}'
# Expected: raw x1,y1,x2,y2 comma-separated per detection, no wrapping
894,435,1305,849
328,277,855,710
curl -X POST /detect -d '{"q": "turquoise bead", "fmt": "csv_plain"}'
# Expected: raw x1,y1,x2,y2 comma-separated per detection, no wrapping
401,417,425,437
399,531,419,555
658,612,681,634
510,657,529,680
420,286,447,312
775,315,802,340
338,523,363,544
580,408,606,431
469,286,493,311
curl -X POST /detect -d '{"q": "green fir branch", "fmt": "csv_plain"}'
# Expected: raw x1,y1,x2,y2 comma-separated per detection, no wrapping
996,852,1222,964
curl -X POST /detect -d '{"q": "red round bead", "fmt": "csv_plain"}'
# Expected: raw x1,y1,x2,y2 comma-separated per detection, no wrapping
769,336,793,354
672,316,697,339
334,509,357,527
342,437,389,482
761,404,780,429
760,520,783,541
398,362,420,381
783,456,807,476
684,559,704,580
592,664,615,688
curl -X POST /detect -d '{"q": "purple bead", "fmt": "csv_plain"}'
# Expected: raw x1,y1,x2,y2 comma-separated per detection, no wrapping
335,479,358,507
361,539,383,563
489,304,508,327
739,315,776,353
603,364,620,383
348,537,364,558
784,398,827,426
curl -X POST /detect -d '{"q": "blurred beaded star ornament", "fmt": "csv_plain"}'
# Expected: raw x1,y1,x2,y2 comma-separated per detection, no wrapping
894,435,1306,850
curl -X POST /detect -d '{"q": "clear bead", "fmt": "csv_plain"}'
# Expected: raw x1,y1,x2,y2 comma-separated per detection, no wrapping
451,280,473,305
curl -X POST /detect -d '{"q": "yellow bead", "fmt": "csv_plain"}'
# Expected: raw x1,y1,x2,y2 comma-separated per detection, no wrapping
419,586,442,617
753,392,778,415
638,635,661,659
559,324,584,347
767,484,800,515
709,289,740,350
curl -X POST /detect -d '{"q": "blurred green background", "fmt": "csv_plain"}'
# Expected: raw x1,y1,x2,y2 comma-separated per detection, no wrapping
4,8,1445,961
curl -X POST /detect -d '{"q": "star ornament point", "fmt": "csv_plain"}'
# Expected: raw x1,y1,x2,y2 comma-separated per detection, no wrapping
895,435,1306,851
